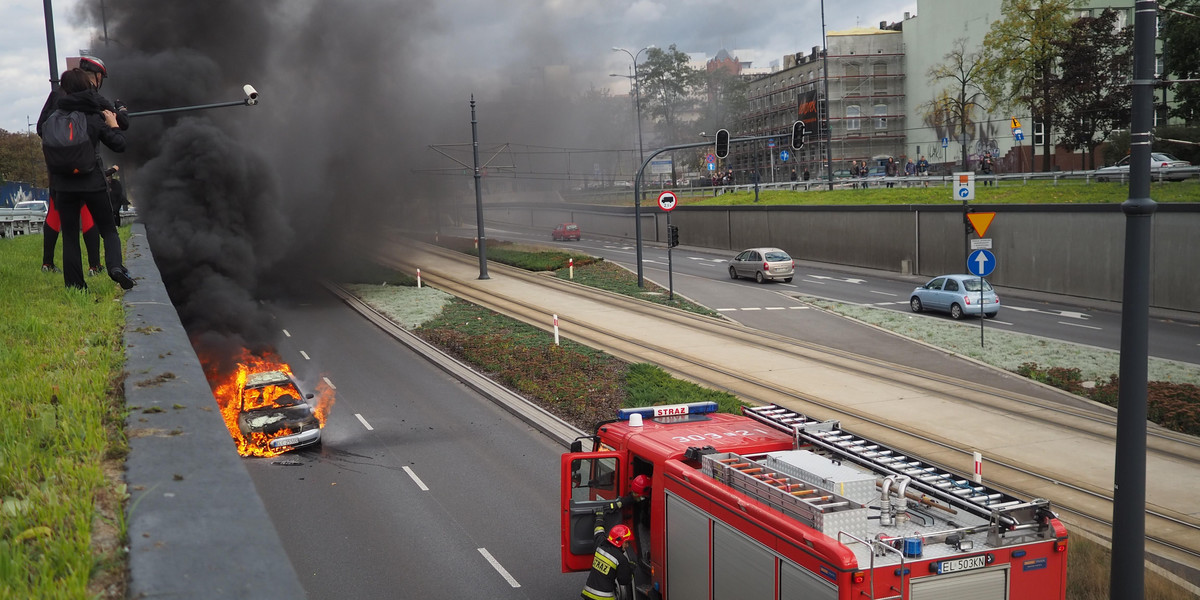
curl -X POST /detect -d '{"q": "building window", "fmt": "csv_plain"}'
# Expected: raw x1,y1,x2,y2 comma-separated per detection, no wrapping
874,104,887,129
846,105,861,131
873,63,888,93
845,63,860,78
1034,120,1045,146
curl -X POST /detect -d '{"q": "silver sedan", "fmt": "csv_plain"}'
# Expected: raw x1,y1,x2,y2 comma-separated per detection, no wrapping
728,247,795,283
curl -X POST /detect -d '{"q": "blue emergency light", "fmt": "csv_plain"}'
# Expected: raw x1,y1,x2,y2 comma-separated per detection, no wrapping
617,402,719,421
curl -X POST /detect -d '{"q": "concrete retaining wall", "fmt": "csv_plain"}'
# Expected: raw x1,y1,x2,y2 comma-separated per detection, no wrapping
471,202,1200,314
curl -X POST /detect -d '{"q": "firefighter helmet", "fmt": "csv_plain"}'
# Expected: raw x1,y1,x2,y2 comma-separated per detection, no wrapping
78,56,108,78
632,474,650,497
607,524,632,548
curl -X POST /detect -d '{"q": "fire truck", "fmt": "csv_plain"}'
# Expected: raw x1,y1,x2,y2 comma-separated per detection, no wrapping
560,402,1068,599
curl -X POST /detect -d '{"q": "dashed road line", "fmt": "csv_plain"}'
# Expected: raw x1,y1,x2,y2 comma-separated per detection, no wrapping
870,290,898,297
282,329,291,337
402,466,429,491
355,413,374,431
300,350,310,360
1059,321,1102,330
323,376,336,389
478,548,521,588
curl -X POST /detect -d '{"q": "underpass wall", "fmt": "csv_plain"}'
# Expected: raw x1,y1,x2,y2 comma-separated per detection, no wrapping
473,202,1200,313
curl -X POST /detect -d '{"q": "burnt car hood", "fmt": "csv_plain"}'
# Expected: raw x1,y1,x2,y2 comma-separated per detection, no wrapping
239,405,317,435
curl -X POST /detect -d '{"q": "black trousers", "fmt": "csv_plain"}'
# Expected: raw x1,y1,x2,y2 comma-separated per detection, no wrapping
43,221,101,269
55,189,123,290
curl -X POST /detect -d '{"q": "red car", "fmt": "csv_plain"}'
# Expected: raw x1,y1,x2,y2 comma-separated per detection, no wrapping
551,223,581,241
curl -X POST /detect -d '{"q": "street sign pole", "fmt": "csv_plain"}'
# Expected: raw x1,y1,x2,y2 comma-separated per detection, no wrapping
967,249,996,347
667,211,674,300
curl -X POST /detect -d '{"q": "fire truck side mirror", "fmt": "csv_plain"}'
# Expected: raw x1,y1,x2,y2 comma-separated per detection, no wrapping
570,440,583,453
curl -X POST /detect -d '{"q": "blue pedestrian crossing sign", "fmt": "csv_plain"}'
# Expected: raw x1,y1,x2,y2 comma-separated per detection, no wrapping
780,150,790,162
941,137,949,148
967,249,996,277
1013,128,1024,141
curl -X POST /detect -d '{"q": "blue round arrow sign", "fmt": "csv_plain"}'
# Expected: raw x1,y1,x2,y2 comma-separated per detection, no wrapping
967,249,996,277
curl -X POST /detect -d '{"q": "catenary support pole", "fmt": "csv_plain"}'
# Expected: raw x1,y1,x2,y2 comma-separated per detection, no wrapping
471,95,490,280
42,0,59,90
1109,3,1157,599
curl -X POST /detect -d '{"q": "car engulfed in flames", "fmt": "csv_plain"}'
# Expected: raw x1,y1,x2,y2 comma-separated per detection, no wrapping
209,352,334,457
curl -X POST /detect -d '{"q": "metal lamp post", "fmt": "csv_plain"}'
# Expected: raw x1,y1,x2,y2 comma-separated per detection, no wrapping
613,45,653,287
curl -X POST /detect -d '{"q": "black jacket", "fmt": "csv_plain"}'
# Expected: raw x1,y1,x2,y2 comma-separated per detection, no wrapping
38,87,129,137
47,90,126,193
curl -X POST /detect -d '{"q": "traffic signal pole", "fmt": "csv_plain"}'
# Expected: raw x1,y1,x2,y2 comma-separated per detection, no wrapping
632,131,793,287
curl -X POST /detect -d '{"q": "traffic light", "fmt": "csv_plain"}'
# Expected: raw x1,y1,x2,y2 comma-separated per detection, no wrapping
963,204,975,235
667,224,680,248
790,121,806,150
715,129,730,159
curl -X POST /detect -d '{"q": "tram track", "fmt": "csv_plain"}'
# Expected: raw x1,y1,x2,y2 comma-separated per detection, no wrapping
375,237,1200,585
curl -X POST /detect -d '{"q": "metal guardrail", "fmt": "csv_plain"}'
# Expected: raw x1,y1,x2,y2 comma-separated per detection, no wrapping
562,166,1200,198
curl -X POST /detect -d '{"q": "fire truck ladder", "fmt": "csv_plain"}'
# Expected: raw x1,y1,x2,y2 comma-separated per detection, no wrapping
743,405,1044,529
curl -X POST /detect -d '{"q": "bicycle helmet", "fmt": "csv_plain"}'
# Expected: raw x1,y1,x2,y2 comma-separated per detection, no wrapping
78,56,108,78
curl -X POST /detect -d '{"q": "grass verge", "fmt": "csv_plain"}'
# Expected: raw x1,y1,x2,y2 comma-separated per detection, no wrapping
0,229,131,600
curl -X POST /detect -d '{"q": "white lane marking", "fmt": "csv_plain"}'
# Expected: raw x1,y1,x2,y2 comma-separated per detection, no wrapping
789,306,810,310
282,329,291,337
1005,305,1092,320
323,376,336,389
355,414,374,431
803,279,826,285
403,466,430,491
765,307,787,311
870,290,898,297
478,548,521,588
779,283,798,288
806,275,866,284
741,307,762,311
1059,321,1102,330
989,319,1014,325
716,308,738,312
300,350,311,360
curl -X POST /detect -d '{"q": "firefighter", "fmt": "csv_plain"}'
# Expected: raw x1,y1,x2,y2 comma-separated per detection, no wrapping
581,521,633,600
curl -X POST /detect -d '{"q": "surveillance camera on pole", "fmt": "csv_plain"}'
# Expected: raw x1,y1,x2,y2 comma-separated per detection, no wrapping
715,129,730,159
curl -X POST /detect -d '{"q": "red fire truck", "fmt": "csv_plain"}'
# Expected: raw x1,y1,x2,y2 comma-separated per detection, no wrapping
560,402,1068,599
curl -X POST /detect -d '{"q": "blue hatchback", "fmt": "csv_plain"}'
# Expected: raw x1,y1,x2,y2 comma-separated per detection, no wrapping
910,274,999,319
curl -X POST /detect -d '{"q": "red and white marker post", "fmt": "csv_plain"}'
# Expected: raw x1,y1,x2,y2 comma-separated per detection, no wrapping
417,268,422,288
553,314,560,345
973,451,983,484
569,258,574,279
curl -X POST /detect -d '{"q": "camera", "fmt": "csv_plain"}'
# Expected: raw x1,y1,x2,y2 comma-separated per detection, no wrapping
243,84,259,105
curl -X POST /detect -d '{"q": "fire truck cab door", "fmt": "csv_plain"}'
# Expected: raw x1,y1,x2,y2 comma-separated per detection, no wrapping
560,451,624,572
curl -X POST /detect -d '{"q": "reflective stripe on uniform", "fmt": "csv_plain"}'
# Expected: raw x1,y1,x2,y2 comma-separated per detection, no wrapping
582,584,617,600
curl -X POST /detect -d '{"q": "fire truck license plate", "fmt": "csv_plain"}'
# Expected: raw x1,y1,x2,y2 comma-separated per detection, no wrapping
937,555,987,574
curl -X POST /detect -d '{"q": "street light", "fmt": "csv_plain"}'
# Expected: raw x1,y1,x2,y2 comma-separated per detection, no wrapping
613,45,653,286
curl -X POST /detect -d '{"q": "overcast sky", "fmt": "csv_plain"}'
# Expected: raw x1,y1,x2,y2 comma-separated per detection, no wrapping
1,0,916,135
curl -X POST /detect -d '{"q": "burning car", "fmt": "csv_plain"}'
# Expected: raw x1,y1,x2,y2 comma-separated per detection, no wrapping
236,370,322,452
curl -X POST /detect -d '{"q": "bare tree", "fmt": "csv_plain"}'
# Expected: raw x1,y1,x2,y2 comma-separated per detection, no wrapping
922,38,989,172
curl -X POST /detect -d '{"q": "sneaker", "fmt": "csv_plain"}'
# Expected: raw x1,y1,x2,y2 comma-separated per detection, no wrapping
88,266,103,277
42,264,61,273
109,266,136,290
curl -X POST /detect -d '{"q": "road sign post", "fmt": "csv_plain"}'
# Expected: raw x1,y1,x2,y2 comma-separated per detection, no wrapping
658,191,678,300
967,248,996,347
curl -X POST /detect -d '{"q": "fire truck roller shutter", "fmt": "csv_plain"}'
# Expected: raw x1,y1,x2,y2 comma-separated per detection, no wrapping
665,494,709,600
909,567,1008,599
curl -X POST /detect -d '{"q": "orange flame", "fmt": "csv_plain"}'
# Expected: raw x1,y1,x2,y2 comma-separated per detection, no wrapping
202,348,335,457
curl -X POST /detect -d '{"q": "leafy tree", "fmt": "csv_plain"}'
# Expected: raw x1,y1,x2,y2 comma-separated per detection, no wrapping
698,66,748,136
980,0,1080,171
1161,0,1200,124
0,129,48,188
921,38,989,172
1051,9,1132,169
638,44,703,145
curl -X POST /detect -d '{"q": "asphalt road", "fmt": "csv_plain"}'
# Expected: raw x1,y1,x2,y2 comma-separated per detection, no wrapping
241,290,585,599
485,226,1200,366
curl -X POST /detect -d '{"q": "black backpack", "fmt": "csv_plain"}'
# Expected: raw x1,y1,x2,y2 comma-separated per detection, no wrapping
41,109,96,176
